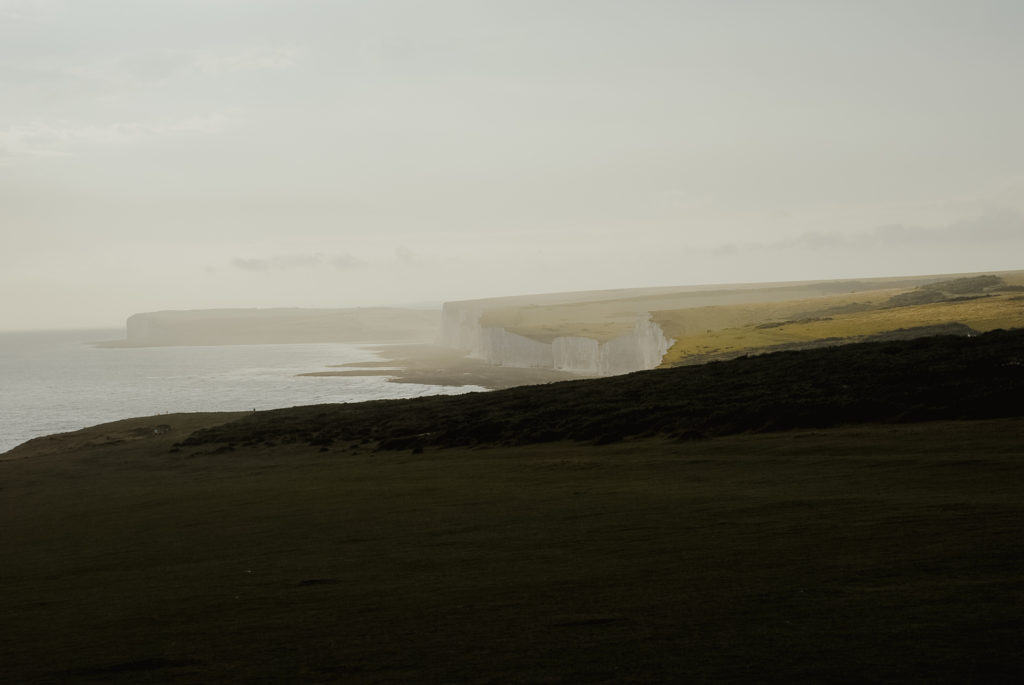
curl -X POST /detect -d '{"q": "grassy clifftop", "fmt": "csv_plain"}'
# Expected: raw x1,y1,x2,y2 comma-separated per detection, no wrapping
453,272,1023,373
475,275,939,344
659,273,1024,366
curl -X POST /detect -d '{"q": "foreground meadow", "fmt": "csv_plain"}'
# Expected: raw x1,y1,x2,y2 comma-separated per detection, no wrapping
3,416,1022,683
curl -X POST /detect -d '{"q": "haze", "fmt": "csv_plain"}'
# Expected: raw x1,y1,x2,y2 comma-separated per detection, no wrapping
2,0,1023,331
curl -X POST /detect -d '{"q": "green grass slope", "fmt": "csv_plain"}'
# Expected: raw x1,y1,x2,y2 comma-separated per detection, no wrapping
659,273,1024,365
462,271,1023,350
476,274,941,343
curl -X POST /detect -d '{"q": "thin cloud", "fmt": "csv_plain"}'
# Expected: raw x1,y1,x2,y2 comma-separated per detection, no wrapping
0,0,56,20
232,253,364,273
3,45,302,95
872,209,1024,245
394,246,419,265
192,46,306,74
331,254,362,270
710,231,852,255
709,209,1024,255
0,56,184,97
0,115,230,160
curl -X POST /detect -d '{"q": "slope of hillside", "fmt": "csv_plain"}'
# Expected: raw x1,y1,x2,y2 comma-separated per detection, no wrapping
170,327,1024,454
3,336,1023,683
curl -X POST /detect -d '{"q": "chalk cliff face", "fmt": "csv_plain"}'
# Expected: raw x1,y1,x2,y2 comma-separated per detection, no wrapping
441,301,672,376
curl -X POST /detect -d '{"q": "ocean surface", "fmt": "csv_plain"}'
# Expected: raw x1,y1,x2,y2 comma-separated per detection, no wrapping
0,329,485,454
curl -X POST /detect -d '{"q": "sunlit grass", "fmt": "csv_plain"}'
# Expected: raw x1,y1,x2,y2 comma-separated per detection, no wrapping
472,272,1024,356
661,290,1024,365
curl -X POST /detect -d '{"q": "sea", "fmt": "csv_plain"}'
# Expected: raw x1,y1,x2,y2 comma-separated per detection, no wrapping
0,329,486,454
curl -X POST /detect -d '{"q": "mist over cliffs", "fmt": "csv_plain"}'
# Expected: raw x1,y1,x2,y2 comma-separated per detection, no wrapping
442,303,672,376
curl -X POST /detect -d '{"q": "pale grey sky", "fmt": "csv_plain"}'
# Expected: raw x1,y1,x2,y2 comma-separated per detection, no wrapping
2,0,1023,330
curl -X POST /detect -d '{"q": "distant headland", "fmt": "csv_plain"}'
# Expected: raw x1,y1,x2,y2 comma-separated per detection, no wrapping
97,270,1024,387
97,307,439,347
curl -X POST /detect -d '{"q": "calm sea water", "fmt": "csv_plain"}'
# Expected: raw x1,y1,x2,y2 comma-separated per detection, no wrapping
0,329,485,454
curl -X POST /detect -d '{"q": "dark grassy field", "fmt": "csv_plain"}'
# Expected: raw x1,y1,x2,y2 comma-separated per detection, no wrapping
3,330,1023,683
3,421,1023,683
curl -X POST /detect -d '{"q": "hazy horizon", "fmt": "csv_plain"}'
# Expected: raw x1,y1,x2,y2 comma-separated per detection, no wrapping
5,266,1020,336
3,1,1024,332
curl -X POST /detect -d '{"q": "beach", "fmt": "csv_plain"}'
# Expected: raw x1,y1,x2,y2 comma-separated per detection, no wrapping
302,343,586,390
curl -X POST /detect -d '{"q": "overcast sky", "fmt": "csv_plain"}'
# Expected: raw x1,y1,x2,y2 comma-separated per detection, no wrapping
2,0,1023,330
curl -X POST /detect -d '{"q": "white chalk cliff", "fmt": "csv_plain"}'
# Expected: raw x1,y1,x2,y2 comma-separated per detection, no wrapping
440,301,673,376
